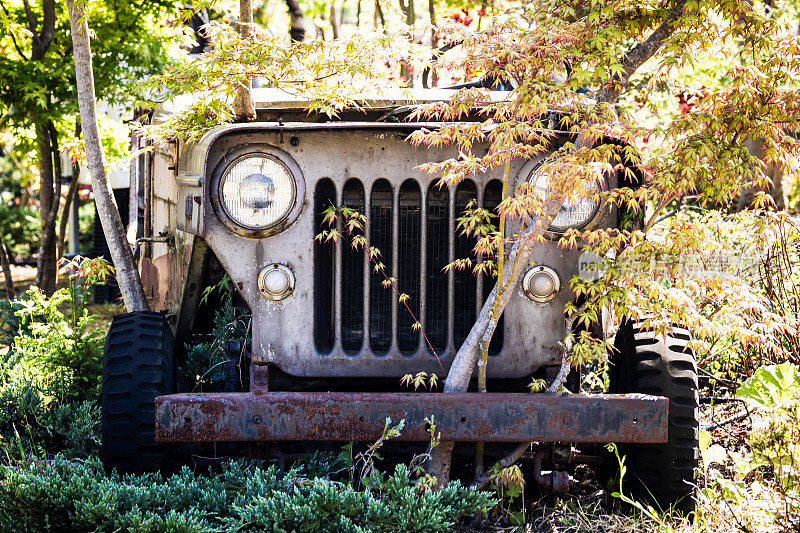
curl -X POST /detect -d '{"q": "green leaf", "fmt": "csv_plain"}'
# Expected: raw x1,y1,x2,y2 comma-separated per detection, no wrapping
699,429,711,451
736,362,800,410
700,430,727,470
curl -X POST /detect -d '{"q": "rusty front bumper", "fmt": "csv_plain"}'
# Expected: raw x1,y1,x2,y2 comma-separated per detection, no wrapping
154,392,668,443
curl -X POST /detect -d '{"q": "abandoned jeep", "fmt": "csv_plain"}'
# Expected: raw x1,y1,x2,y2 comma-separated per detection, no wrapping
104,87,699,510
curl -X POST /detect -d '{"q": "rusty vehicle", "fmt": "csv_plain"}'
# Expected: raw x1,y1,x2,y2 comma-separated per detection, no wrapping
103,87,699,511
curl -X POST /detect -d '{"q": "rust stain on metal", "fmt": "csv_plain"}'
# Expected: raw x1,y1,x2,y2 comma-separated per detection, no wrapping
155,392,668,444
140,241,192,314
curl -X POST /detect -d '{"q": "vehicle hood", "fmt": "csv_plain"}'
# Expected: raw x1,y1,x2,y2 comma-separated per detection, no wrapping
157,87,512,116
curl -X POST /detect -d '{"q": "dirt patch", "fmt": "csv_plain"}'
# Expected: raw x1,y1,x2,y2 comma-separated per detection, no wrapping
702,400,751,444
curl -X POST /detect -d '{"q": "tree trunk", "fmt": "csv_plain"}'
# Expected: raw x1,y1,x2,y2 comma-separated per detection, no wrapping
428,0,436,47
769,163,786,211
26,0,57,294
427,0,438,87
0,240,15,299
66,0,149,313
330,2,340,40
285,0,305,42
405,0,415,25
20,188,31,209
233,0,256,122
427,203,562,482
400,0,415,86
737,138,787,211
34,121,59,296
375,0,385,29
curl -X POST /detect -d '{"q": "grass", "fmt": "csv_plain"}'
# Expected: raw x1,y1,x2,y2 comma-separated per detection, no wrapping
527,498,693,533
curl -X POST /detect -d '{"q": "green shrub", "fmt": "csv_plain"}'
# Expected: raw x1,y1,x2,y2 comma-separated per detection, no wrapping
738,363,800,529
0,457,495,532
0,258,109,462
0,363,100,461
698,363,800,531
0,298,27,351
13,257,112,400
180,282,251,392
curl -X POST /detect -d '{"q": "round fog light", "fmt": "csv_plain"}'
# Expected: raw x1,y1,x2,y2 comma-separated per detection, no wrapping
523,266,560,303
258,263,295,301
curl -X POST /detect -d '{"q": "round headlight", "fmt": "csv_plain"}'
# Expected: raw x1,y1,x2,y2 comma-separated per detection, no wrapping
220,155,296,229
530,163,602,231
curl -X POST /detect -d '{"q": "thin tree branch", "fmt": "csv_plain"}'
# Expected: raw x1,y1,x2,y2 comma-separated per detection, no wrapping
21,0,40,57
58,121,82,259
546,345,573,394
642,193,677,233
232,0,256,121
0,0,30,60
375,0,385,28
48,120,62,222
21,0,36,33
57,172,81,259
471,442,529,490
597,0,688,104
471,322,573,489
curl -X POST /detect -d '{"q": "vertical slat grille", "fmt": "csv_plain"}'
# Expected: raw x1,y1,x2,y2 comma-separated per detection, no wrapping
315,177,504,358
369,180,393,354
453,180,478,349
483,179,504,356
313,179,336,353
425,184,449,355
397,180,421,355
341,179,364,354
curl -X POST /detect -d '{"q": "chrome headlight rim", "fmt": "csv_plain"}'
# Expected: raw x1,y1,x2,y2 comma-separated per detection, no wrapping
520,157,609,234
210,145,305,238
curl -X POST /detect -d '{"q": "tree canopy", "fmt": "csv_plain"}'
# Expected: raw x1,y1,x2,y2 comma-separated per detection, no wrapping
0,0,183,294
0,0,181,128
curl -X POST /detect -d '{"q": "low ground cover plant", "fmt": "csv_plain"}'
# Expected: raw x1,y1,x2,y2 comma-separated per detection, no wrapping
0,458,495,532
0,260,496,531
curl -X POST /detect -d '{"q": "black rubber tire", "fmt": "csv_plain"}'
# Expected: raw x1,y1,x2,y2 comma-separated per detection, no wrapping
609,319,700,513
101,311,175,473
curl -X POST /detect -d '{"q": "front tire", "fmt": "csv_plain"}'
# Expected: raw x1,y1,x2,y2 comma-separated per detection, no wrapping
609,319,700,513
101,311,175,473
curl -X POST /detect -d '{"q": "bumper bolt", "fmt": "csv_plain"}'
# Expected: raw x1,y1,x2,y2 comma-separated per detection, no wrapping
252,415,262,424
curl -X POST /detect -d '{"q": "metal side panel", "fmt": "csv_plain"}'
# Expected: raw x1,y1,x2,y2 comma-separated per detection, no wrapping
154,392,668,443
